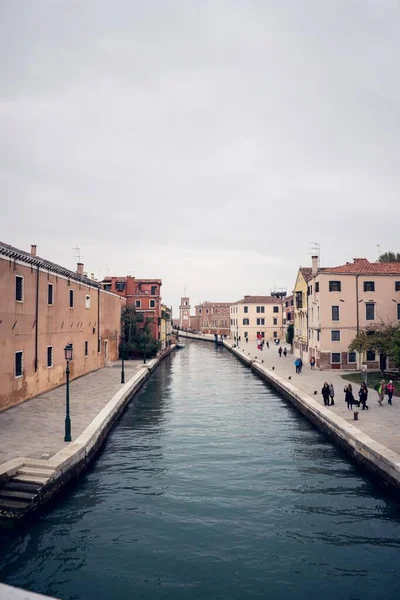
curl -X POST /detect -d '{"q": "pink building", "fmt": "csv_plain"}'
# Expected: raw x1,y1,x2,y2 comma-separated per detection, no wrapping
307,257,400,370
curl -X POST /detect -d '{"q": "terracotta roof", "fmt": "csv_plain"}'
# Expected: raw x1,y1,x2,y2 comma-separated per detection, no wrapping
234,296,284,304
300,267,313,281
322,258,400,275
0,241,101,289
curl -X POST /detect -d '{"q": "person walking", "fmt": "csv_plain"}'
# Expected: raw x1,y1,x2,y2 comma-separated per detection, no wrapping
266,341,270,349
321,382,330,406
375,380,386,406
278,346,283,357
310,356,316,370
358,383,369,410
344,384,356,410
283,347,287,357
329,383,335,406
386,380,395,405
298,358,303,373
295,358,300,374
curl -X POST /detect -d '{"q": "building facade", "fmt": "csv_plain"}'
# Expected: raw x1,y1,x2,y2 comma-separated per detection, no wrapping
101,276,162,342
194,301,232,336
307,257,400,370
293,267,312,359
179,296,191,329
160,304,172,349
0,242,125,412
230,296,285,342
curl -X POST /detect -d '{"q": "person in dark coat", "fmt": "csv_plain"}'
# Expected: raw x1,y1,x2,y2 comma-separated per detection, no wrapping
321,382,330,406
358,383,369,410
283,347,287,357
344,384,357,410
278,346,283,357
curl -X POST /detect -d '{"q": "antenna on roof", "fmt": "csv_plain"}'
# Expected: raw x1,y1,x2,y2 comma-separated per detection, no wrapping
184,285,187,296
73,246,81,263
309,241,320,257
377,244,381,261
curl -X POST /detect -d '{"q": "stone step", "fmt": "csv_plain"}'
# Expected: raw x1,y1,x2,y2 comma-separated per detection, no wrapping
18,466,54,478
5,481,41,493
13,474,50,485
0,498,31,511
0,489,36,501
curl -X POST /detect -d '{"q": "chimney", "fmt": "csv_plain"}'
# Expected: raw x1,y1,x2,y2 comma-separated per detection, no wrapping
31,244,37,256
311,255,319,275
76,263,84,276
90,273,95,280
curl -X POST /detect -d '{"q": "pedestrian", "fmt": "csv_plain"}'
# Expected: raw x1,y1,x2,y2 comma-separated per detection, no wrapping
329,383,335,406
321,382,330,406
344,384,356,410
246,336,248,343
310,356,316,370
278,346,283,357
386,380,395,405
375,380,386,406
294,358,300,374
283,347,287,357
358,383,369,410
266,341,270,349
298,358,303,373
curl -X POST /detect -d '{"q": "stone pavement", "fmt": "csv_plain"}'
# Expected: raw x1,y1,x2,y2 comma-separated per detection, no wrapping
0,360,143,465
230,340,400,455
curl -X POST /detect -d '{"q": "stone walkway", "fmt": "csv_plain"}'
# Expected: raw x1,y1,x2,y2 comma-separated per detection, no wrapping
232,340,400,455
0,361,143,465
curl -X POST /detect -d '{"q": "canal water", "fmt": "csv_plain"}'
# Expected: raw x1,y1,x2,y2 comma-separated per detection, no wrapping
1,342,400,600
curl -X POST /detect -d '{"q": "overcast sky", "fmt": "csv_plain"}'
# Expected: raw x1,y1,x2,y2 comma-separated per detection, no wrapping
1,1,399,314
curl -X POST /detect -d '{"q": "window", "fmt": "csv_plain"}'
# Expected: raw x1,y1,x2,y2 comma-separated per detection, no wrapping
85,341,88,357
329,281,341,292
307,285,312,296
315,282,320,293
365,303,375,320
150,299,156,308
348,352,357,363
332,306,339,321
317,330,320,341
331,330,341,341
256,318,265,325
206,309,209,314
397,304,400,320
151,286,157,295
135,300,141,308
47,346,53,368
198,309,202,314
273,306,279,313
48,283,54,305
364,281,375,292
15,276,24,302
98,338,101,353
244,306,248,313
103,284,112,291
85,295,91,309
15,351,23,377
256,306,265,313
331,353,341,364
273,331,277,338
395,282,400,292
243,318,249,325
115,282,125,291
273,318,278,325
366,350,376,361
69,289,74,308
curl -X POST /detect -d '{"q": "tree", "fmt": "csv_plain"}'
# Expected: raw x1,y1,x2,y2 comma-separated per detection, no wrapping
286,324,294,345
120,306,160,360
378,251,400,263
349,323,400,368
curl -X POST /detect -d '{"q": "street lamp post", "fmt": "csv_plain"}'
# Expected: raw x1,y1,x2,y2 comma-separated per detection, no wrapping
64,343,73,442
121,338,125,384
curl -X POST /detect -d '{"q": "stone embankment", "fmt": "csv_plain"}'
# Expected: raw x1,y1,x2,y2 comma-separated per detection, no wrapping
0,347,175,525
177,332,400,497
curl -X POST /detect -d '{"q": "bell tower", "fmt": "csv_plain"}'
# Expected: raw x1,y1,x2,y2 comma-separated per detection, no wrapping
179,291,191,329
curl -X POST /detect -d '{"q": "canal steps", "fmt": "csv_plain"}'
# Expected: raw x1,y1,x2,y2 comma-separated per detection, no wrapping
0,348,175,526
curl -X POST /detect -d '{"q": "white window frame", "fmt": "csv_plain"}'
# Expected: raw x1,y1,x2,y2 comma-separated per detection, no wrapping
47,346,53,368
150,299,156,308
85,294,91,309
135,300,141,308
331,330,341,342
331,352,341,364
15,275,24,302
347,351,357,364
15,350,24,377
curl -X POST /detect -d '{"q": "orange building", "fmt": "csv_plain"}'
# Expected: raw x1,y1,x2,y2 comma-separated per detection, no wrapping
0,242,125,411
101,276,162,342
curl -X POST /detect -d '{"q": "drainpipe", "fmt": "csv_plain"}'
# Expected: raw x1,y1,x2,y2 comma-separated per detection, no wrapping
356,274,360,368
34,265,39,371
98,286,100,354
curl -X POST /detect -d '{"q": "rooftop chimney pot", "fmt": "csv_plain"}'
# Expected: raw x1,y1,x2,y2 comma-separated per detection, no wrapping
311,255,319,275
31,245,37,256
77,263,84,276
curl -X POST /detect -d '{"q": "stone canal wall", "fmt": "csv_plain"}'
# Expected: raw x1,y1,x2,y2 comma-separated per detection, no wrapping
0,346,176,523
223,342,400,497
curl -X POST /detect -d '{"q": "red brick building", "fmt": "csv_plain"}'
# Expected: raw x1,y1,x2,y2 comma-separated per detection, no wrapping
101,276,162,342
194,301,232,336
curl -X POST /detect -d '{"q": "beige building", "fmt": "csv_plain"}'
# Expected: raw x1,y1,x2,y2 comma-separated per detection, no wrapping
293,268,312,359
307,256,400,370
230,296,285,342
160,304,172,349
0,241,125,411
